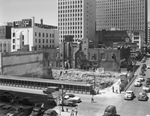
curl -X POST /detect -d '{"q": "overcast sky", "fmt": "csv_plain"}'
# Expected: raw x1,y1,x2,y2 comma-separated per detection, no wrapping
0,0,150,26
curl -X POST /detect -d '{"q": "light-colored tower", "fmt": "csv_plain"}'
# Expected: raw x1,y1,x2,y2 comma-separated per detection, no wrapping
96,0,148,43
58,0,96,43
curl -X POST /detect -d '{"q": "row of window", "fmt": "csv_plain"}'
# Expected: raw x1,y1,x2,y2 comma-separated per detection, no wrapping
58,9,82,13
58,13,82,17
35,32,55,38
35,39,54,43
58,17,83,22
58,0,82,5
12,44,54,50
58,22,82,26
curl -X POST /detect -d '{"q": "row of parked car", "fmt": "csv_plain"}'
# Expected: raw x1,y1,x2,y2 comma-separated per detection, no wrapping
0,91,58,116
124,63,150,101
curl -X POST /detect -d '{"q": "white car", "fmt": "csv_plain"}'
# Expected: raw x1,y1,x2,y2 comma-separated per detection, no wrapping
124,90,135,100
64,93,82,103
143,85,150,92
147,65,150,69
134,79,142,87
138,76,145,82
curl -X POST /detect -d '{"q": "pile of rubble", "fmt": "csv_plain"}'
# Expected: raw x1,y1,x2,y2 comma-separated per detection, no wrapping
52,69,120,89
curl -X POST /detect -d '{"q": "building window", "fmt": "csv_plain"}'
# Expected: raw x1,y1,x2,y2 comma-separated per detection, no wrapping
13,45,15,49
39,39,41,43
46,39,48,43
35,39,37,43
52,39,54,43
46,33,48,37
43,39,45,43
13,39,15,43
35,32,37,36
13,33,15,37
50,39,51,43
39,33,41,37
50,34,51,38
22,35,24,40
52,34,54,38
43,33,45,37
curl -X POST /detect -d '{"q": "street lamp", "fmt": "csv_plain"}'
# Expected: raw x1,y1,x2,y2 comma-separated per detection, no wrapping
61,85,64,112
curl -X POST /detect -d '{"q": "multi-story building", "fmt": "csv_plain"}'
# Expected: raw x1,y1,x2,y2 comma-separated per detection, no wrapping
0,25,11,39
11,18,59,52
0,24,12,53
58,0,96,43
96,0,148,43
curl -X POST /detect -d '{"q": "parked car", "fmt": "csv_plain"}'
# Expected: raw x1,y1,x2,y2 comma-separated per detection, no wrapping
139,72,146,76
64,93,82,103
0,91,17,103
138,92,149,101
43,109,58,116
143,85,150,92
147,65,150,69
5,106,22,116
59,99,77,107
0,105,13,116
9,106,33,116
102,105,117,116
18,97,35,106
138,76,145,82
146,79,150,85
29,107,47,116
134,79,142,87
124,90,135,100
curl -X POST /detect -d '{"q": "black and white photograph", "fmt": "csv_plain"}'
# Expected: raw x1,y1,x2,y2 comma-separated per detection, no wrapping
0,0,150,116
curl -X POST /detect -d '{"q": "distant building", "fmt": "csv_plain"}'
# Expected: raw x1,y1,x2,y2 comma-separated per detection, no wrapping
11,18,59,52
0,24,12,53
58,38,130,71
96,0,148,43
0,39,11,53
95,30,130,48
0,25,12,39
127,30,144,49
58,0,96,43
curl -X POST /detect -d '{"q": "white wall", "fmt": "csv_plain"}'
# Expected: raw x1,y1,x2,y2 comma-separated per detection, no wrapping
11,28,33,52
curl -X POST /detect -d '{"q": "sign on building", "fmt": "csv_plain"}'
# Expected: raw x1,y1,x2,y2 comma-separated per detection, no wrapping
13,19,32,28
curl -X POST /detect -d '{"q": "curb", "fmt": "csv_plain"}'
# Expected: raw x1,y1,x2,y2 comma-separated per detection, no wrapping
124,74,137,92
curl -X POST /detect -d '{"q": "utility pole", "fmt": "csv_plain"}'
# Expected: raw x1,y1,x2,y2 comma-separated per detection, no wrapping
61,85,64,112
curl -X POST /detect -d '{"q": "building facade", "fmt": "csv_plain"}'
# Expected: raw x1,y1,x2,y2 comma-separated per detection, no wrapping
58,0,96,43
0,24,12,53
148,22,150,44
95,30,130,48
0,39,11,53
0,25,11,39
96,0,148,43
11,18,59,52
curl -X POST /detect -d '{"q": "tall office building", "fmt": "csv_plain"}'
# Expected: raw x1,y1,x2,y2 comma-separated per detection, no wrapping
58,0,96,43
96,0,148,43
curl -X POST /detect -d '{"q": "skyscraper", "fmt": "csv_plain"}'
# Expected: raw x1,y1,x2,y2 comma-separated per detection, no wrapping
96,0,147,43
58,0,96,43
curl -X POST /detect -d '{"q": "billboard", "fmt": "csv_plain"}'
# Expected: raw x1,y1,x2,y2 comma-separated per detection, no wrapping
13,19,32,28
